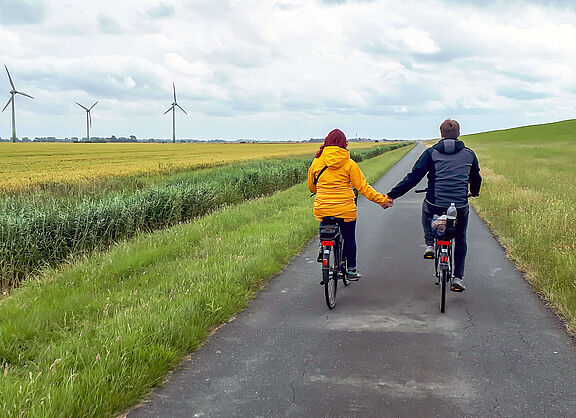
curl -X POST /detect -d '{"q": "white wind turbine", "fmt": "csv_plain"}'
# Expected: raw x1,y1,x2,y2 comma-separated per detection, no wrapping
163,83,187,143
76,101,98,141
2,65,34,142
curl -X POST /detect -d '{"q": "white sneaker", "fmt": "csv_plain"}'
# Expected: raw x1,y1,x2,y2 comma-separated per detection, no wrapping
423,245,434,259
451,277,466,292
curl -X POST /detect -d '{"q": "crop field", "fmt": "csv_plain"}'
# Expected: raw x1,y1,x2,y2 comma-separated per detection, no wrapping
0,141,381,192
464,119,576,331
0,142,410,290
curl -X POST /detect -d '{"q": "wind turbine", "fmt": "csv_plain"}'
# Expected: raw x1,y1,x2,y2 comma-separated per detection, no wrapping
76,101,98,141
163,83,187,143
2,65,34,142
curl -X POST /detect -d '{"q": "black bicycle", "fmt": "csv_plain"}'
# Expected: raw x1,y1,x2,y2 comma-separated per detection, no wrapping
319,217,349,309
433,227,455,313
415,190,457,313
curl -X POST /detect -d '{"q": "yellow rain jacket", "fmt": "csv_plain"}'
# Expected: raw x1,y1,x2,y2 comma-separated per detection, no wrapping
307,146,388,222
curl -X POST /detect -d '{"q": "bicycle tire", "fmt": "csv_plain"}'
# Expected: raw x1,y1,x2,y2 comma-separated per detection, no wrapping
440,269,447,313
325,248,337,309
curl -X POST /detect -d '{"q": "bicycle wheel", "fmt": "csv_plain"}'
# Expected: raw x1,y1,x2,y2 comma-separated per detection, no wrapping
440,269,448,313
324,248,338,309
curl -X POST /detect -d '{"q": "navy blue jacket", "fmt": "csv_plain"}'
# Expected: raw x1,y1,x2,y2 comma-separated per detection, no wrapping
387,139,482,208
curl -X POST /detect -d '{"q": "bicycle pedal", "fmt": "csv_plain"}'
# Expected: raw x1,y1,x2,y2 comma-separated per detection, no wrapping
423,254,434,260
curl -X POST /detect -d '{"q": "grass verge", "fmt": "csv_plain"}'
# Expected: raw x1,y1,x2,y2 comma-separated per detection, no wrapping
464,120,576,332
0,144,414,417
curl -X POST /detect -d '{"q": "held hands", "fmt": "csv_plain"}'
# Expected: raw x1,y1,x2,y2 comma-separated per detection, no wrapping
381,196,394,209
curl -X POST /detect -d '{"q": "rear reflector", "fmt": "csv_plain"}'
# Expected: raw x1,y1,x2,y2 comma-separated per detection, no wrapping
323,260,327,266
321,241,333,246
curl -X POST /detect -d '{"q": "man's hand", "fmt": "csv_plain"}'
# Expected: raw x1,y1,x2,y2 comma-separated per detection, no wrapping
381,197,394,209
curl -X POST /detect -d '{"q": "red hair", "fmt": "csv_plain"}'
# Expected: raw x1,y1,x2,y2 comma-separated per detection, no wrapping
315,129,348,158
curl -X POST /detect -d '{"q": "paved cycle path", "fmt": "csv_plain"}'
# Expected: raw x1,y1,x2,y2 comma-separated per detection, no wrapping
130,143,576,417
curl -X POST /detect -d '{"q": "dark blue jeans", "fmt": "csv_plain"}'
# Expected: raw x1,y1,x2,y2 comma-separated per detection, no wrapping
422,201,469,279
319,219,357,269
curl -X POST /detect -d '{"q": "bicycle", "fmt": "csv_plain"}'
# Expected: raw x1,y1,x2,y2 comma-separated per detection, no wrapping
415,189,457,313
318,217,350,309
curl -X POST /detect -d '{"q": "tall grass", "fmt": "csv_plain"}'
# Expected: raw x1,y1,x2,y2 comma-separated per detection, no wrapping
0,145,413,417
464,119,576,331
0,143,410,290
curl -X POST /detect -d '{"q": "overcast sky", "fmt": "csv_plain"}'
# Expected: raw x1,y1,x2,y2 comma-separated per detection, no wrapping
0,0,575,140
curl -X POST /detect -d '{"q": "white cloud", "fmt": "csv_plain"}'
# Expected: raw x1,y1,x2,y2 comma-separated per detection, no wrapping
0,0,575,140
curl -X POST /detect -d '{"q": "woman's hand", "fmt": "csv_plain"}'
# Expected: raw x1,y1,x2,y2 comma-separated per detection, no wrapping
381,197,394,209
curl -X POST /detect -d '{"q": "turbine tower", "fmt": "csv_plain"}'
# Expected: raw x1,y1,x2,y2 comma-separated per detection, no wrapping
76,101,98,141
163,83,187,143
2,65,34,142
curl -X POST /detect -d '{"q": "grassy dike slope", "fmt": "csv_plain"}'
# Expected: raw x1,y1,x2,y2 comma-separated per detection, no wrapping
0,145,414,417
464,119,576,330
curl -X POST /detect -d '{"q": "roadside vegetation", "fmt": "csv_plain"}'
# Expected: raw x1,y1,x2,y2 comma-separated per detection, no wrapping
0,141,383,192
464,119,576,331
0,144,413,417
0,143,408,290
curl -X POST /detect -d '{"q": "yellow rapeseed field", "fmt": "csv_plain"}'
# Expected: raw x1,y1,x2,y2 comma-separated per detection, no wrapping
0,141,379,191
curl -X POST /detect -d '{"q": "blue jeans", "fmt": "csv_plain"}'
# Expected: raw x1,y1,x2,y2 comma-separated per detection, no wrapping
422,201,469,279
319,219,357,269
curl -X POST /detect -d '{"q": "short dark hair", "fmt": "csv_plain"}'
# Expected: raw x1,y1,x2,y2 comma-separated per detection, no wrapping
440,119,460,139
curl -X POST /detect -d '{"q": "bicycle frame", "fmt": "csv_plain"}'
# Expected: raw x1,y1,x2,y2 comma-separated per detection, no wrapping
319,217,349,309
321,229,345,284
434,239,453,280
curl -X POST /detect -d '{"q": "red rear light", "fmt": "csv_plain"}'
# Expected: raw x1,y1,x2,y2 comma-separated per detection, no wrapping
437,240,443,245
444,241,450,246
323,260,327,266
441,256,448,262
321,241,333,246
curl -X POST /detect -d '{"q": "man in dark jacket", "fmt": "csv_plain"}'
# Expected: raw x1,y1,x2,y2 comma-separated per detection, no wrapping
387,119,482,291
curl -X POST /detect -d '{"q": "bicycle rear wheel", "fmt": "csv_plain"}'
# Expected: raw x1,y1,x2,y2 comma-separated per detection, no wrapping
324,248,337,309
440,269,448,313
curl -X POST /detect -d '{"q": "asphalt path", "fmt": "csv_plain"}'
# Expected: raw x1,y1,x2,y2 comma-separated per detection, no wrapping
130,143,576,417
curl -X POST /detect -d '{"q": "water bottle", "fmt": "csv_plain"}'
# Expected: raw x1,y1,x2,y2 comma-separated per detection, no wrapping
446,203,457,220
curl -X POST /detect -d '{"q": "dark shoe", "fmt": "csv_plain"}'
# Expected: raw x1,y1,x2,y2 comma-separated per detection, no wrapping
317,248,323,263
451,277,466,292
346,268,361,281
423,245,434,259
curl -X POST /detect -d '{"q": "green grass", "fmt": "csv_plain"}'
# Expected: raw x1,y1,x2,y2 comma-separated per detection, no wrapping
0,145,413,417
464,119,576,331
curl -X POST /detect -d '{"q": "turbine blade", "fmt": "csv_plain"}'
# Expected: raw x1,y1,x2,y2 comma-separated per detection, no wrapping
2,95,13,112
89,101,98,110
17,91,34,99
4,65,15,90
176,104,187,115
163,105,174,115
173,83,176,102
76,102,88,110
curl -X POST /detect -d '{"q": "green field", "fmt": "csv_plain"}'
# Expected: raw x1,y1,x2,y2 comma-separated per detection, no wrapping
0,143,408,290
0,145,413,417
464,119,576,331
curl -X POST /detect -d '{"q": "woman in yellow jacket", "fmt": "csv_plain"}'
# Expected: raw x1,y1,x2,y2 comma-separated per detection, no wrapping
308,129,392,280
